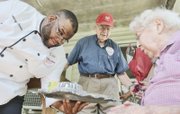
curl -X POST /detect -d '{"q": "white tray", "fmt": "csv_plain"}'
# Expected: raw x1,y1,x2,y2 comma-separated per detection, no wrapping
39,91,117,103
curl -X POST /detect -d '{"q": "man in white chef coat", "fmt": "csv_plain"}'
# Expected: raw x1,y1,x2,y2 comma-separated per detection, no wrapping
0,1,78,114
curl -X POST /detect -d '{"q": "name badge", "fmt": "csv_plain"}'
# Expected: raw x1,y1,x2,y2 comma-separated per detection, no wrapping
43,53,56,66
106,46,114,56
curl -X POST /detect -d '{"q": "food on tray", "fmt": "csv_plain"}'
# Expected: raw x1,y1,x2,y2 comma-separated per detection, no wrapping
39,82,118,103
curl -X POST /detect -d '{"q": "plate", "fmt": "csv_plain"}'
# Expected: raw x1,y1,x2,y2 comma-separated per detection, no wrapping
39,91,117,103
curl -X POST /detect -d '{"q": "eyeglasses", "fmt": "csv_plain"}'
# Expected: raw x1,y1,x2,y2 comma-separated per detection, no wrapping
136,27,146,40
56,17,69,43
56,27,69,43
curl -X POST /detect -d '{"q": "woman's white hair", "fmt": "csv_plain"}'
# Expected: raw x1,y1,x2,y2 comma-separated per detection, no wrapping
129,7,180,32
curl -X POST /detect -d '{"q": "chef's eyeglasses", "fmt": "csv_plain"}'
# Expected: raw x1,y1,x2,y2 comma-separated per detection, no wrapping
55,17,69,43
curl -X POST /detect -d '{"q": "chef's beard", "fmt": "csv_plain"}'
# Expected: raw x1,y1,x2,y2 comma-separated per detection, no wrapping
41,23,60,48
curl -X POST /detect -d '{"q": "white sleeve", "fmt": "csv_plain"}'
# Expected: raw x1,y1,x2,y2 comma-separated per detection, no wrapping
44,98,59,108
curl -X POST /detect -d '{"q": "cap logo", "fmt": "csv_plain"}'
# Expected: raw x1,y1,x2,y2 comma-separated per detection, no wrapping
104,16,110,21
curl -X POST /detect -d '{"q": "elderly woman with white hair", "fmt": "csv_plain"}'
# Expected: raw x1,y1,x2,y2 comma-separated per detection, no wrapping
129,7,180,106
106,7,180,114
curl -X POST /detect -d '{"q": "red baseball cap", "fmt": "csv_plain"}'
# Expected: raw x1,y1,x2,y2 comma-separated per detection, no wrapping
96,12,114,27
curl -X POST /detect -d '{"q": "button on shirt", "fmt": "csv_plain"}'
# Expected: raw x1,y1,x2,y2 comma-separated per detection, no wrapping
0,1,66,105
142,31,180,105
67,34,128,75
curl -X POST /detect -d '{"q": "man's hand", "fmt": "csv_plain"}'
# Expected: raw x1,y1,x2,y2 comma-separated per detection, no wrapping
119,91,132,100
51,99,88,114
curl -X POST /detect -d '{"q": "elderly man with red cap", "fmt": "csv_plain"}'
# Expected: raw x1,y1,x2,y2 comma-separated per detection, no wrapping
55,12,133,114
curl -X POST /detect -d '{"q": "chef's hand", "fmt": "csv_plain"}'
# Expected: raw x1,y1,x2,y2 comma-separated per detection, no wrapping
51,99,88,114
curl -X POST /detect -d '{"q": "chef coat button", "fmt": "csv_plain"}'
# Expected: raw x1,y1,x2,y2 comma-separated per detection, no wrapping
19,65,23,68
37,53,40,56
25,59,28,61
0,54,4,57
10,74,13,77
23,39,26,42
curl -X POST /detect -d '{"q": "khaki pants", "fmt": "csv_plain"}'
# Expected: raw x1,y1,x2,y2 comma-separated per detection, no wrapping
77,76,121,114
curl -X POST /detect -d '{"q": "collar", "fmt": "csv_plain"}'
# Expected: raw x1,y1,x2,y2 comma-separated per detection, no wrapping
160,31,180,53
95,35,110,48
39,18,45,37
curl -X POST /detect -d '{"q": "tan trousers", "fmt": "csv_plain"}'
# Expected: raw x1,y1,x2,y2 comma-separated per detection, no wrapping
77,76,121,114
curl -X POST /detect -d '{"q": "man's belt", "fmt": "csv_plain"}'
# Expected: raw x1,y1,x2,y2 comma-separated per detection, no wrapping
80,73,114,79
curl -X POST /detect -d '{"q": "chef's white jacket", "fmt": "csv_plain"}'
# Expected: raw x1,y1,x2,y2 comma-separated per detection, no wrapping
0,0,66,105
